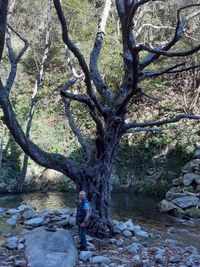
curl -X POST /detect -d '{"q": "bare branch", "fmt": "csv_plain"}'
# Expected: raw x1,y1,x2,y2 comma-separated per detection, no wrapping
60,90,92,105
140,4,200,69
5,24,29,93
138,43,200,58
90,0,114,103
53,0,103,114
147,65,200,77
0,0,8,63
138,88,165,101
140,62,186,80
123,114,200,132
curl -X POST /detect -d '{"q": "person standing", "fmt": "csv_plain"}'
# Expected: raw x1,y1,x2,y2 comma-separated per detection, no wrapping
76,191,90,251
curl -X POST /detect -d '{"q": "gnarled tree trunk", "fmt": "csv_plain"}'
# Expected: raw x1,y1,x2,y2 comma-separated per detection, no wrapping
76,121,122,237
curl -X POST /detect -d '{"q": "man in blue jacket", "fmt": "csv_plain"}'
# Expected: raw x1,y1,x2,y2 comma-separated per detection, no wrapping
76,191,90,251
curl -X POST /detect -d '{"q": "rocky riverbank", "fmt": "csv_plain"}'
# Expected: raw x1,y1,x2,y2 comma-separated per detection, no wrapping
160,150,200,218
0,204,200,266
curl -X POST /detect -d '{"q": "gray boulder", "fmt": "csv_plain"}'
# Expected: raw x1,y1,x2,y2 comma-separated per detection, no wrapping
6,236,18,249
25,217,44,227
182,159,200,174
6,215,18,227
79,251,93,261
128,242,141,254
25,226,78,267
193,150,200,159
122,230,133,238
92,256,111,265
135,230,149,238
155,254,164,264
183,173,200,186
172,196,199,209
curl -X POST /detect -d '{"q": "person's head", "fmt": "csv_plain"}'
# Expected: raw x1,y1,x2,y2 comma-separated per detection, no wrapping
79,190,86,201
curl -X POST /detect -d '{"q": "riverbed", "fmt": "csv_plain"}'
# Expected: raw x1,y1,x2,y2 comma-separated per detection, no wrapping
0,191,200,251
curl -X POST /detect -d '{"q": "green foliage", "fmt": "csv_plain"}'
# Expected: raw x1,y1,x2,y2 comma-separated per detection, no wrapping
3,135,22,179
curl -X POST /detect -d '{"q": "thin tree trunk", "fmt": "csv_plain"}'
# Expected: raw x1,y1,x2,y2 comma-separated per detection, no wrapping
16,0,52,193
0,124,5,176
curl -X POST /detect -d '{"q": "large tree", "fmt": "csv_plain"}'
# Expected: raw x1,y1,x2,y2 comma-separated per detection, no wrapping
0,0,200,237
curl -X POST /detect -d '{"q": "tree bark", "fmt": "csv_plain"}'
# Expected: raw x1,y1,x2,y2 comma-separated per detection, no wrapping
76,120,122,237
0,0,8,64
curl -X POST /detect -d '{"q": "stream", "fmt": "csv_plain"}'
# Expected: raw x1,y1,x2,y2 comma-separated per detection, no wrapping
0,191,200,251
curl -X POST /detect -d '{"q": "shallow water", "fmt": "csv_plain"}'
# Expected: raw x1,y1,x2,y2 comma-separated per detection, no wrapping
0,191,200,250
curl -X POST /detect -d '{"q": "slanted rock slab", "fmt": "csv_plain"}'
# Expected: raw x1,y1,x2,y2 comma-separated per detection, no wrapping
25,226,78,267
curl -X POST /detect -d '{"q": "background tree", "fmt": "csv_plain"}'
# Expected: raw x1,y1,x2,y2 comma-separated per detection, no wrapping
0,0,200,236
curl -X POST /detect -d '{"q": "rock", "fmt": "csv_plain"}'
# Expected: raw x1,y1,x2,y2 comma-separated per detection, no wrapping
115,239,124,246
166,187,186,201
55,218,70,227
92,256,111,265
123,219,134,228
183,173,200,186
25,226,78,267
6,236,18,249
159,199,178,212
18,204,34,212
112,220,119,226
56,208,74,216
135,230,149,238
115,223,127,232
113,227,121,234
172,178,182,186
25,217,44,227
129,225,141,234
185,245,198,255
193,150,200,159
122,230,133,238
68,216,76,226
164,239,179,246
6,215,17,227
168,256,180,263
87,241,95,251
86,235,93,242
128,242,141,254
172,196,199,209
6,208,19,215
155,254,164,264
23,209,35,220
79,251,93,261
15,259,27,267
142,259,151,267
185,207,200,218
18,243,24,250
109,238,117,244
182,159,200,174
133,255,140,261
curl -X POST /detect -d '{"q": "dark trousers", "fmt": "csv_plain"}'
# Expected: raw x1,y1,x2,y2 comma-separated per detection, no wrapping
78,226,87,250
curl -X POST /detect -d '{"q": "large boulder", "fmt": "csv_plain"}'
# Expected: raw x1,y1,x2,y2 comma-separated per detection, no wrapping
181,159,200,174
193,149,200,159
172,196,199,209
183,173,200,186
25,227,78,267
